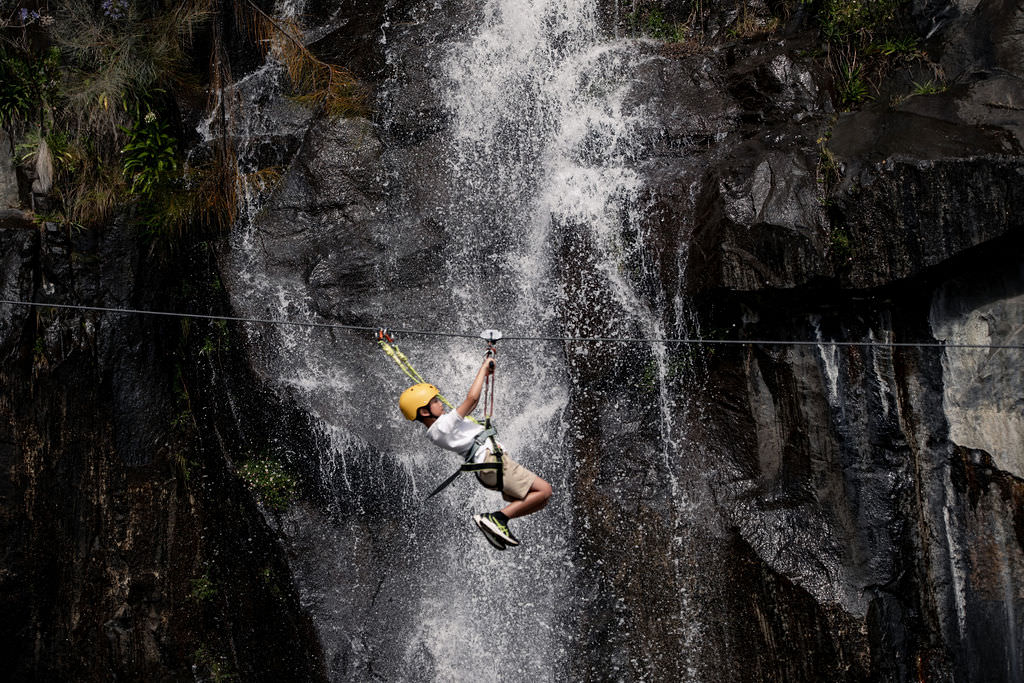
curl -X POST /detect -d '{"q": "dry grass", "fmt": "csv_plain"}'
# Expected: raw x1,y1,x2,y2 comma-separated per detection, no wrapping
239,1,366,117
52,0,211,144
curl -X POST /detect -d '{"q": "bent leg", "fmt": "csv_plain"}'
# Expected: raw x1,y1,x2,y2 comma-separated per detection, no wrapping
501,477,552,519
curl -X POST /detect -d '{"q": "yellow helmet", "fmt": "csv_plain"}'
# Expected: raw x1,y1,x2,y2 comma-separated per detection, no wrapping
399,383,439,420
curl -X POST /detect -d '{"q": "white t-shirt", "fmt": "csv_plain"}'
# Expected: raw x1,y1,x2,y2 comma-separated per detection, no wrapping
426,411,497,463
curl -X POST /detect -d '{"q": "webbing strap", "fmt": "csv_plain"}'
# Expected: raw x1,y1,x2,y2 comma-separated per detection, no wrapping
378,336,479,420
424,453,502,499
475,427,497,442
424,423,503,499
474,419,503,492
425,468,464,499
460,461,501,472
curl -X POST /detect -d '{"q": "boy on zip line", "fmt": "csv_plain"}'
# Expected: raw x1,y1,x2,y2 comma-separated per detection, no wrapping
399,355,553,549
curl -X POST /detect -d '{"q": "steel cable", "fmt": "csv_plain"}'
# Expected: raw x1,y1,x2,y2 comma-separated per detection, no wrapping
2,298,1022,350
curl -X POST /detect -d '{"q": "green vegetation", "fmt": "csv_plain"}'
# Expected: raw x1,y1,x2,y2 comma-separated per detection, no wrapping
819,0,903,45
866,36,919,56
32,335,46,368
808,0,924,110
0,0,360,237
621,0,926,111
0,46,59,127
727,13,781,40
261,566,283,597
627,7,690,43
171,365,197,433
173,451,193,482
628,1,782,45
830,228,853,264
912,79,947,95
815,123,842,194
238,456,298,512
836,58,870,108
193,646,236,682
121,110,178,199
198,319,230,357
190,574,217,602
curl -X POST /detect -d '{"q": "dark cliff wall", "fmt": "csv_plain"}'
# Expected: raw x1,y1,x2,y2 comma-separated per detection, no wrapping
617,0,1024,678
0,212,326,681
2,0,1022,680
209,0,1022,679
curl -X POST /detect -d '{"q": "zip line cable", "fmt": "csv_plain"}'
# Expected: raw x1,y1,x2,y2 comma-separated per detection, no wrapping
2,298,1023,350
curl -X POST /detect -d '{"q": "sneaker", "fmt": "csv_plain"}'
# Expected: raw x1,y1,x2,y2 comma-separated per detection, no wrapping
477,512,520,547
473,514,507,550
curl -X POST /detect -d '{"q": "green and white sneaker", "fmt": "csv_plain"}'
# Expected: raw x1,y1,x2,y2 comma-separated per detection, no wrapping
475,512,520,547
473,514,507,550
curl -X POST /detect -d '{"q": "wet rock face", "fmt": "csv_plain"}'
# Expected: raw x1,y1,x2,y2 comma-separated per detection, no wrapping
688,246,1024,681
625,40,834,294
0,133,19,207
216,2,1024,680
931,263,1024,477
572,1,1024,678
0,220,326,681
635,2,1024,296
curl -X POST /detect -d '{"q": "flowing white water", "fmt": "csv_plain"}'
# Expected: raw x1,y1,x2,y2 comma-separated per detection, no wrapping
219,0,708,678
413,2,646,675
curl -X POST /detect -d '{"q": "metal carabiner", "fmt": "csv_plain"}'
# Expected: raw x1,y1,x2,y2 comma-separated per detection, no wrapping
480,328,501,362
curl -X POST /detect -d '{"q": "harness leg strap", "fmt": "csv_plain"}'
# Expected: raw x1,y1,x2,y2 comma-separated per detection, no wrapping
424,425,505,499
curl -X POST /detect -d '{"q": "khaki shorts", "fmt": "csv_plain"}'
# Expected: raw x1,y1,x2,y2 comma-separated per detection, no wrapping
475,451,537,501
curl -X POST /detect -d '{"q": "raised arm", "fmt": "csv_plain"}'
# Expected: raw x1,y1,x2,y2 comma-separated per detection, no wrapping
457,356,495,418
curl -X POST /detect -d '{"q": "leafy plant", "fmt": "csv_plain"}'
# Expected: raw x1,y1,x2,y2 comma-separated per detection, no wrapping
0,47,60,128
190,574,216,601
866,36,919,56
260,567,283,597
173,452,192,481
912,79,946,95
121,112,178,198
821,0,902,46
726,5,781,40
626,8,690,43
193,646,237,683
239,456,298,512
836,58,870,108
817,143,841,189
0,56,36,127
53,157,126,229
171,365,198,432
18,130,75,174
830,228,853,264
644,9,674,39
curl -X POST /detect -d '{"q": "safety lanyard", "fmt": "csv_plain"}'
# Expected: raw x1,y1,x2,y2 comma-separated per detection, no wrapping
377,328,460,415
480,328,502,423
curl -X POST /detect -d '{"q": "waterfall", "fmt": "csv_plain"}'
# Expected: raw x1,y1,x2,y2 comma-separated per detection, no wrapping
221,0,708,679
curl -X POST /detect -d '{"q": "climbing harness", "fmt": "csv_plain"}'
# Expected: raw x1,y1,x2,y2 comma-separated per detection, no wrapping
424,329,506,499
425,423,502,499
376,327,506,500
